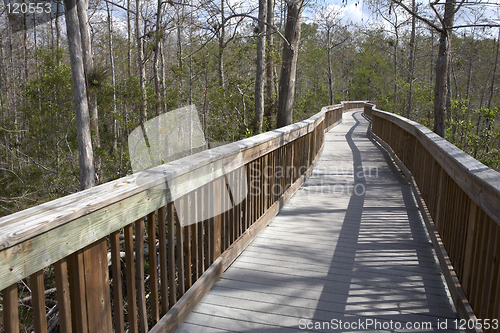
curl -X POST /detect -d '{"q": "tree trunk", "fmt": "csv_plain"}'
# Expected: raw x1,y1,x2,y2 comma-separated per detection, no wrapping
161,40,167,111
127,0,132,77
433,0,455,137
488,28,500,110
136,0,147,121
153,0,164,117
218,0,225,88
276,0,303,129
406,0,416,119
77,0,100,182
0,28,5,113
433,29,450,137
253,0,267,134
56,1,61,66
106,1,118,153
63,0,95,190
327,28,334,105
265,0,275,123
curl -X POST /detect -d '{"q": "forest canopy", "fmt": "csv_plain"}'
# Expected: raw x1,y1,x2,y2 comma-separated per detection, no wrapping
0,0,499,216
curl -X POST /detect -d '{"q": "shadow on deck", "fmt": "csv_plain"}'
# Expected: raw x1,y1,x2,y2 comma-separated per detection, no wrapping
177,111,461,332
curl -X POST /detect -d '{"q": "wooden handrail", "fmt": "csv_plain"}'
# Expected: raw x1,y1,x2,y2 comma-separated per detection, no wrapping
0,101,365,332
365,103,499,332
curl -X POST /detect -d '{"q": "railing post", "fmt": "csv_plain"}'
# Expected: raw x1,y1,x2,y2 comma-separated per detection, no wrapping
68,238,113,333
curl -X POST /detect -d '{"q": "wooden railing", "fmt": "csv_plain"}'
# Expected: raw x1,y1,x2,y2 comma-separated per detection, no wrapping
364,103,500,332
0,101,364,333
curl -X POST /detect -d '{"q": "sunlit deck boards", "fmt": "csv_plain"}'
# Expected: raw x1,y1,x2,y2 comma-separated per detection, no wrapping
176,110,462,332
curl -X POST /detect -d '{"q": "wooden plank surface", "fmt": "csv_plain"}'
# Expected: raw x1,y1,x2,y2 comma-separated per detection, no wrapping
177,110,463,333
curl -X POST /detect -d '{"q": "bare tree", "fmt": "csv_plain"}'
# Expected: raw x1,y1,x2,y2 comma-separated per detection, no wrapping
63,0,94,190
317,6,348,105
406,0,416,119
276,0,304,128
392,0,459,137
253,0,267,134
136,0,147,122
106,1,118,153
153,0,165,117
265,0,275,125
77,0,100,182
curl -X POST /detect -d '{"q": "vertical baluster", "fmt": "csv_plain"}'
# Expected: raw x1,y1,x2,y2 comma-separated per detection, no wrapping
235,169,241,239
221,176,227,250
31,270,48,333
213,178,222,258
229,171,235,244
204,183,211,269
197,187,204,274
124,224,138,333
158,206,169,315
184,197,192,289
109,231,124,332
3,283,19,333
167,202,176,306
192,191,200,282
68,250,88,333
135,219,148,333
176,200,185,297
259,157,263,218
147,212,160,323
243,164,249,232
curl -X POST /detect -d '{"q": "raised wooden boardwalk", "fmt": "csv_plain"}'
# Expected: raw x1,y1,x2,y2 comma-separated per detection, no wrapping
177,110,462,332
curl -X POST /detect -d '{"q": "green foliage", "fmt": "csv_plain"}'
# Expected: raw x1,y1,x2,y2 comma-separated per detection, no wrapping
294,85,330,122
447,99,500,169
0,49,78,215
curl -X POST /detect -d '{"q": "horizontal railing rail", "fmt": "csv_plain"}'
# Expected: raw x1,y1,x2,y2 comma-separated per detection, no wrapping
364,103,500,333
0,101,365,333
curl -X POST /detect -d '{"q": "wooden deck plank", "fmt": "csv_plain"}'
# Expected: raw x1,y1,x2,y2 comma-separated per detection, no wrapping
205,282,457,314
219,266,453,301
177,110,462,332
195,292,458,324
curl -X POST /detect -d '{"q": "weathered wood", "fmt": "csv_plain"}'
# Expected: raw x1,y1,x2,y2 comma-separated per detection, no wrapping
191,191,200,282
213,179,222,258
196,190,204,276
124,224,138,333
68,250,88,333
183,226,192,289
3,283,19,333
135,219,148,333
147,212,160,323
54,258,72,333
167,202,176,306
176,202,185,297
110,231,124,333
31,270,48,333
157,206,169,315
149,257,224,333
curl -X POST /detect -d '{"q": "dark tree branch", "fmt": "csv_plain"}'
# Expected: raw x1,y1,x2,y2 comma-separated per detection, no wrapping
223,13,291,49
391,0,443,32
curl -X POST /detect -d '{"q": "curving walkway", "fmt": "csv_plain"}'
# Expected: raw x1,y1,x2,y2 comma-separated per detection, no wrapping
176,111,462,332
